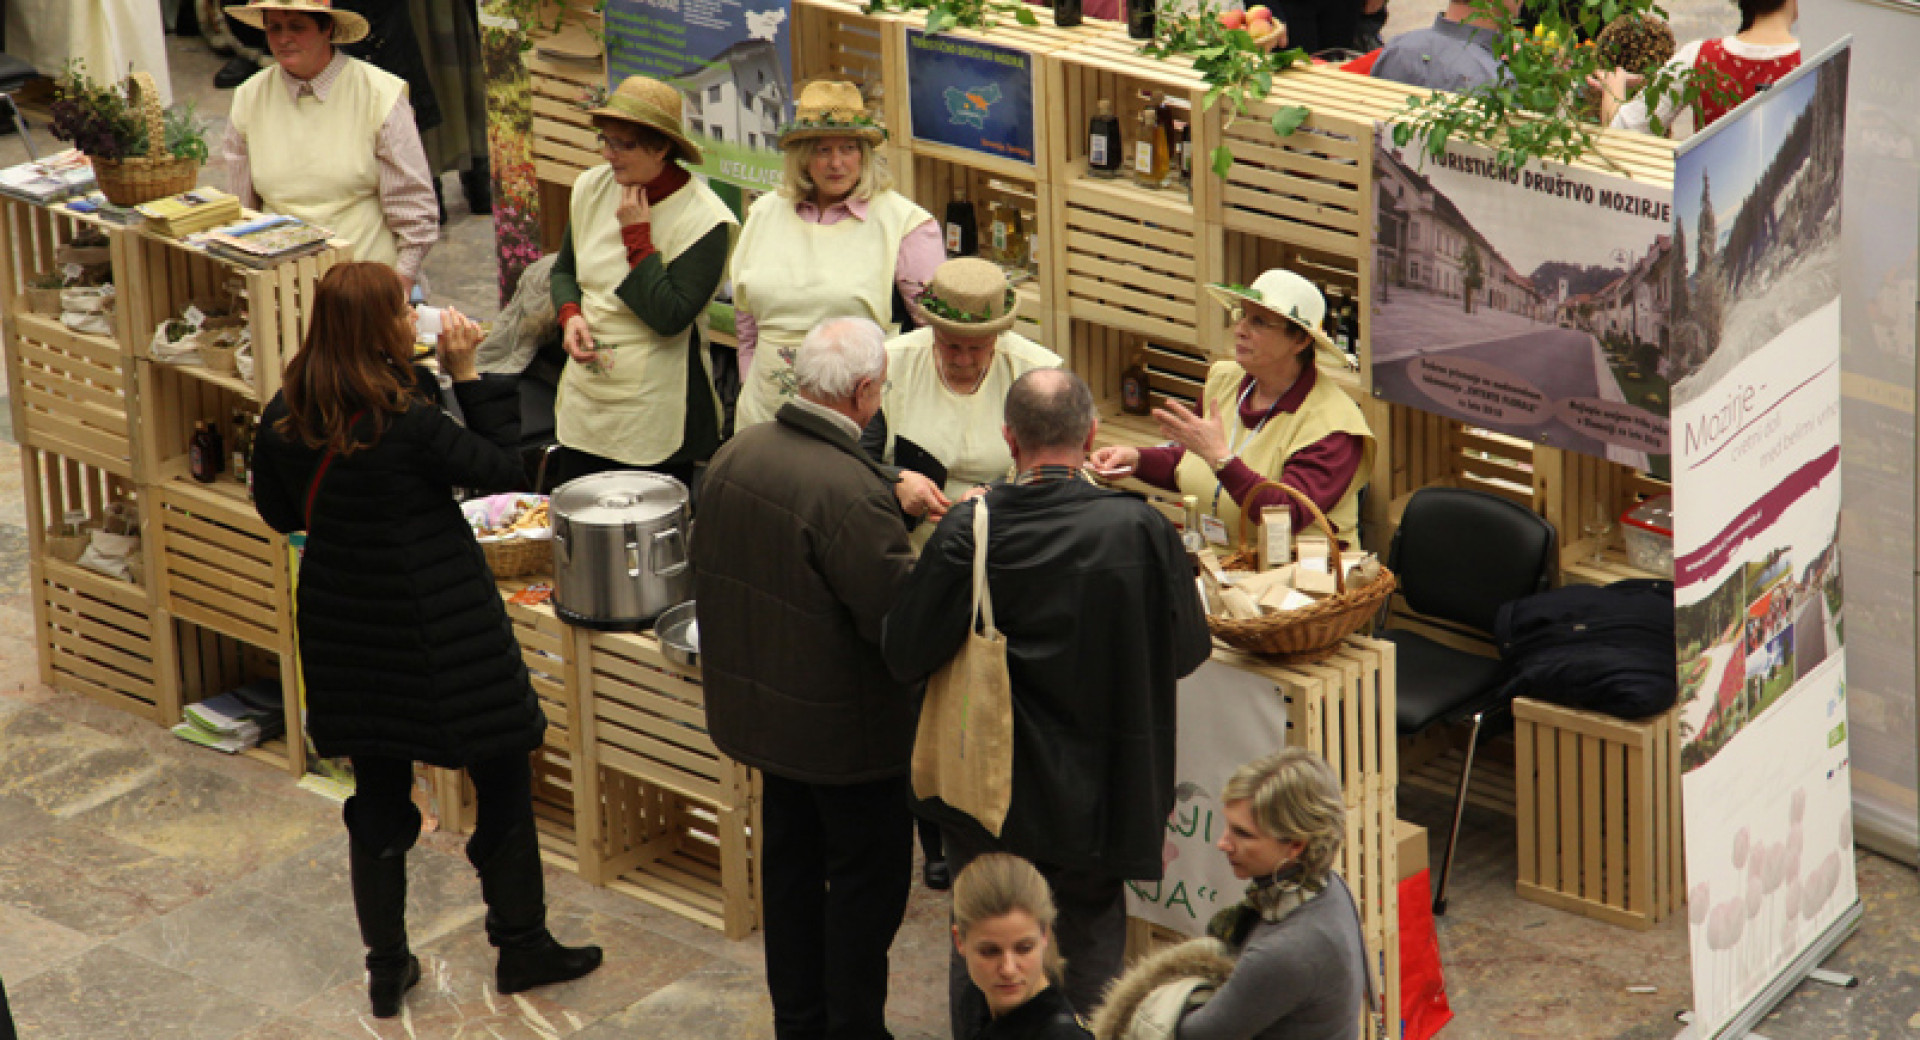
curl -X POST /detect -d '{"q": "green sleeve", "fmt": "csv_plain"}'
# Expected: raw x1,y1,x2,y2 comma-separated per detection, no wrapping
613,222,732,338
550,225,583,312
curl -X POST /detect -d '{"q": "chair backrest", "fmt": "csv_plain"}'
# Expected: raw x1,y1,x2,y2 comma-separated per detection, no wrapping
1387,486,1557,635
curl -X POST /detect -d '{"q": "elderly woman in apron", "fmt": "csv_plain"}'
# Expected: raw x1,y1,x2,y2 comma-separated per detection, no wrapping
546,74,737,490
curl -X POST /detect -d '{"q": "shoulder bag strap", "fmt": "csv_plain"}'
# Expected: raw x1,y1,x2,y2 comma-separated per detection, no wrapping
971,496,995,638
303,410,366,531
1333,872,1389,1039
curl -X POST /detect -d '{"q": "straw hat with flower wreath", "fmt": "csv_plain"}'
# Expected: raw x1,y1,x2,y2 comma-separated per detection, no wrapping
915,258,1019,338
1203,269,1347,369
223,0,370,44
777,80,887,148
585,75,704,165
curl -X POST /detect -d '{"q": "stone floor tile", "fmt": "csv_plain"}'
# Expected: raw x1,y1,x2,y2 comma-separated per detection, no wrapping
1433,917,1681,1038
111,889,366,1013
0,822,211,937
0,904,98,985
567,966,776,1040
7,945,279,1040
235,832,488,950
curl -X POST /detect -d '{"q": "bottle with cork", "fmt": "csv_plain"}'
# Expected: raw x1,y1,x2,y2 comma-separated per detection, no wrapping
1133,108,1169,188
1087,99,1123,179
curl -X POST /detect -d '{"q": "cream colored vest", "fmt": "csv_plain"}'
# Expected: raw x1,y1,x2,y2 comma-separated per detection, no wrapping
555,164,737,466
1174,360,1377,543
882,327,1061,503
231,58,404,266
730,189,930,428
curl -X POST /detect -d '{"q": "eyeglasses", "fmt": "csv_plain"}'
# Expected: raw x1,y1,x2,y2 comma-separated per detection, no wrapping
1229,306,1290,333
596,133,645,154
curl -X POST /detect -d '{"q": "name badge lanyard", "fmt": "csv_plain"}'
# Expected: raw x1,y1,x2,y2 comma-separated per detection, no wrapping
1211,379,1286,520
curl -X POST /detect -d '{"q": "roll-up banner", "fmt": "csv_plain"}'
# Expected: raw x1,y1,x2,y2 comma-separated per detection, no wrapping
1669,42,1857,1039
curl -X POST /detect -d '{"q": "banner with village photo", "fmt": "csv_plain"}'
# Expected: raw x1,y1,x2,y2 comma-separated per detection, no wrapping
605,0,792,192
1370,129,1672,467
1667,44,1856,1039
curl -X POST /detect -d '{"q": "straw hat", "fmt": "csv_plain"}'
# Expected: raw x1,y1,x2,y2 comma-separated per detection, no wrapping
585,76,703,166
1204,269,1346,368
778,80,886,148
916,258,1019,338
223,0,370,44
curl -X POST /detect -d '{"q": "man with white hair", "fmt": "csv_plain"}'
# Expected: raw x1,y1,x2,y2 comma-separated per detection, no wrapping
694,315,947,1040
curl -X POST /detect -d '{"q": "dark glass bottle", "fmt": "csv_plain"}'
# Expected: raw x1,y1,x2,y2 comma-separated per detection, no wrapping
189,421,217,483
1055,0,1082,27
1087,99,1122,178
207,416,225,475
944,185,977,258
1127,0,1155,40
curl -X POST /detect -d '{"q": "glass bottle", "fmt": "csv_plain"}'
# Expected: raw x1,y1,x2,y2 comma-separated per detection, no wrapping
1024,210,1041,275
1127,0,1155,41
1182,494,1206,554
1087,99,1123,179
988,200,1010,266
1120,351,1151,416
189,421,216,483
1133,109,1169,188
1006,206,1029,270
208,416,226,475
1055,0,1082,27
230,408,251,482
944,184,978,258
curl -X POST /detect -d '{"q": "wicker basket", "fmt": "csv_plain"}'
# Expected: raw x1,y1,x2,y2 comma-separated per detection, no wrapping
1206,481,1397,663
91,72,200,207
25,286,63,315
481,536,553,579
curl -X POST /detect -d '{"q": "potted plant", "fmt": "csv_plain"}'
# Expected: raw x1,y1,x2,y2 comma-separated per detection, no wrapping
47,61,208,206
25,271,65,315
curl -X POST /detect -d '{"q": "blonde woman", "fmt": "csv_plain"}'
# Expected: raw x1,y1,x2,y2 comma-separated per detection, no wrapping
729,79,942,429
1093,750,1369,1040
953,854,1093,1040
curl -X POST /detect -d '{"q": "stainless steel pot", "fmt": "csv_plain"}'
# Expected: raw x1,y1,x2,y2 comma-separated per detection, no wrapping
551,472,691,629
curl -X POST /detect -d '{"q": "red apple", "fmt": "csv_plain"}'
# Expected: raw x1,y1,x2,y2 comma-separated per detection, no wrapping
1247,5,1271,19
1218,9,1246,29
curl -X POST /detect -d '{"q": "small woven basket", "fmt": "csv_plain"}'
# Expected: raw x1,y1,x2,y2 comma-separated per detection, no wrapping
481,537,552,579
1206,481,1397,663
25,286,63,315
91,72,200,207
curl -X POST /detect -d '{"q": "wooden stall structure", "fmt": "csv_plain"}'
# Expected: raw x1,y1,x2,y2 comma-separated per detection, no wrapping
0,196,345,777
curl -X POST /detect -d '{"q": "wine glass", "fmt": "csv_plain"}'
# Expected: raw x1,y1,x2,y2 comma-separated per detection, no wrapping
1583,501,1614,566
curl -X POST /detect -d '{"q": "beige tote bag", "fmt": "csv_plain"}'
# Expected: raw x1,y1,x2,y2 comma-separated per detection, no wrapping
910,496,1015,836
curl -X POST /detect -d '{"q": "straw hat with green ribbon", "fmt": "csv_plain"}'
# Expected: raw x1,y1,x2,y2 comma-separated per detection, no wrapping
1204,269,1346,368
223,0,370,44
586,75,704,166
778,80,886,148
916,258,1019,338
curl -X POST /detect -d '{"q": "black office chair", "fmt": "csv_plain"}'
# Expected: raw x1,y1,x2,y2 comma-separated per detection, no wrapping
1382,486,1557,914
0,51,37,157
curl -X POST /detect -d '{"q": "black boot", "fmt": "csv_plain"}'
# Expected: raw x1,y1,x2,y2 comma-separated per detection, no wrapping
460,158,493,216
349,838,421,1018
470,825,602,994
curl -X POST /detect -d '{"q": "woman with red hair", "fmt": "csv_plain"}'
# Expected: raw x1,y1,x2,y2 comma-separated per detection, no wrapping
251,262,601,1019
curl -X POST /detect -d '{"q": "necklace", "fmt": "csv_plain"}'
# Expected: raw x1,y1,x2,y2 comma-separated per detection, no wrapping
940,362,990,397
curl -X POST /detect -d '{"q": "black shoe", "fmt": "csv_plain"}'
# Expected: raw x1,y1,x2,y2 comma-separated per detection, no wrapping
434,181,448,225
214,56,258,89
349,839,419,1018
471,825,604,994
460,161,493,216
924,858,952,891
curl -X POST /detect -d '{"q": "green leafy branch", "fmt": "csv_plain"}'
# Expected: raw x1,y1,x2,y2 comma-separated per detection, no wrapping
1137,0,1310,177
1387,0,1739,170
863,0,1039,33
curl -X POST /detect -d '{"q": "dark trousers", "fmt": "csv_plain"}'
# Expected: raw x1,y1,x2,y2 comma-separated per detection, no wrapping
347,753,533,866
761,772,914,1040
942,825,1127,1040
1275,0,1362,55
0,975,15,1040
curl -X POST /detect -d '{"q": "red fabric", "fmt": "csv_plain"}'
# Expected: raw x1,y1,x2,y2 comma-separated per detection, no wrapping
1694,39,1801,128
621,222,655,265
1398,870,1453,1040
1342,49,1382,75
557,302,583,328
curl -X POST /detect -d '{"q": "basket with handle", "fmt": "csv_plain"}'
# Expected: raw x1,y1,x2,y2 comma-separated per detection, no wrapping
1206,480,1397,663
91,71,200,206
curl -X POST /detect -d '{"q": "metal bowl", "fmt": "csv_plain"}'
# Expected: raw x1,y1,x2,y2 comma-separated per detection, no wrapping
654,600,699,669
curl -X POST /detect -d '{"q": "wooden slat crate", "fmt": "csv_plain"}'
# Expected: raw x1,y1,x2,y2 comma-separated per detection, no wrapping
1513,697,1684,930
513,589,587,863
16,445,164,720
120,227,344,404
1060,180,1201,343
578,629,760,937
148,480,292,656
904,157,1064,352
167,619,302,774
791,0,911,183
10,311,140,478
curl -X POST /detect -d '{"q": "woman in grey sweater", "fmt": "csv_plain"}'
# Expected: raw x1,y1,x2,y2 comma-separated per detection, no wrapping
1092,750,1371,1040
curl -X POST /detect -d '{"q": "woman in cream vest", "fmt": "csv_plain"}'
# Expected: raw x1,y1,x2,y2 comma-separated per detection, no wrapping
545,75,737,489
1089,270,1376,547
220,0,437,295
730,80,942,429
874,257,1061,538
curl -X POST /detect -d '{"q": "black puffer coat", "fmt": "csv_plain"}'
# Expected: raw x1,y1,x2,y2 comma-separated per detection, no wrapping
252,372,545,766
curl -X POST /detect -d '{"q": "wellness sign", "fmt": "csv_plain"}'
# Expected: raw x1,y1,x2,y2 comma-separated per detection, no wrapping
905,30,1035,165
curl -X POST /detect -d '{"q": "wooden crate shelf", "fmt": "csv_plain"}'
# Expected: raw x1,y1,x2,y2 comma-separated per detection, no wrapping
1060,178,1201,342
583,631,751,810
10,310,141,478
599,770,761,940
148,480,291,654
166,616,305,775
1514,697,1684,930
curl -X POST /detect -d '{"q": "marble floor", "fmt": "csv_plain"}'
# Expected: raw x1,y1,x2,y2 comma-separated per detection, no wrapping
3,25,1920,1040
